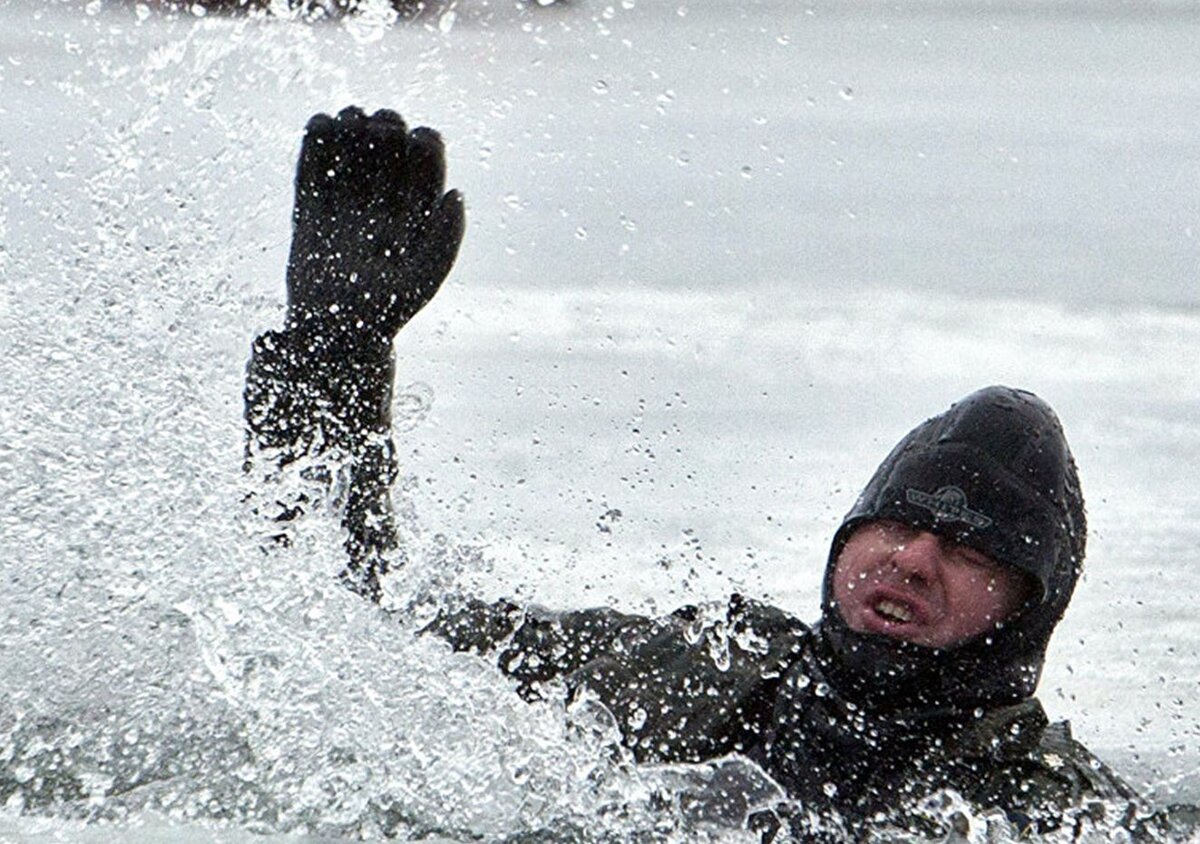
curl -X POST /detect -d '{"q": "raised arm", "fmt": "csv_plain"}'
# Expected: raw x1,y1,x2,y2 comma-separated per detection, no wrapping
244,106,464,601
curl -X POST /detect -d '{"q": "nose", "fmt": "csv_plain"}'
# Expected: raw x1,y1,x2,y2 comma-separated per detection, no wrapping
889,530,942,587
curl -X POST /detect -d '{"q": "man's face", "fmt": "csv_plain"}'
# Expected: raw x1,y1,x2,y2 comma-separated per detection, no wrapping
831,520,1031,649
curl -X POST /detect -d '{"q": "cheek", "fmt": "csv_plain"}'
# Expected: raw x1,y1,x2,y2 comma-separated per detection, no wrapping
830,555,874,611
953,571,1020,623
830,560,855,606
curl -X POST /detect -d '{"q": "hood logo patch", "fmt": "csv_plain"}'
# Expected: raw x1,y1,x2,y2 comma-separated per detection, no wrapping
906,485,993,529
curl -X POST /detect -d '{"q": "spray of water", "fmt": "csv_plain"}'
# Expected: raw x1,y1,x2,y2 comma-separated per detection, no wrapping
0,8,756,840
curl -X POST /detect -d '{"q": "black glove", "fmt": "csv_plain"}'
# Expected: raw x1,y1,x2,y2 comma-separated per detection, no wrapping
285,105,465,356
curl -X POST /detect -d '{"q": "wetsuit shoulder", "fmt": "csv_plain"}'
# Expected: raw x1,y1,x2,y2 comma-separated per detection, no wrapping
954,702,1144,836
566,594,811,764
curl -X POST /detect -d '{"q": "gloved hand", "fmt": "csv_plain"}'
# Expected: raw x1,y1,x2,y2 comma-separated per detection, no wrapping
284,105,465,356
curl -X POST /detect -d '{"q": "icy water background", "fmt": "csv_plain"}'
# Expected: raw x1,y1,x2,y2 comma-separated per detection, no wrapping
2,0,1199,840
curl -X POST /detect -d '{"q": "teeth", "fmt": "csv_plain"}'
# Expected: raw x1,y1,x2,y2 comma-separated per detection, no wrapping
875,599,914,623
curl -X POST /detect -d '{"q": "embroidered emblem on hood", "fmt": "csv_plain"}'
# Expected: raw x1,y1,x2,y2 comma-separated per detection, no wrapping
905,485,993,529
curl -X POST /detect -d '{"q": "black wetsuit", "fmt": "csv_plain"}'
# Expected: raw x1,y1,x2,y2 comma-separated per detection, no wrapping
244,333,1199,841
425,596,1153,840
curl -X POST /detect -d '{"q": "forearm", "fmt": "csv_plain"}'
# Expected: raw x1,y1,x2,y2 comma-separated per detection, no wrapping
422,599,645,700
244,328,395,457
243,327,399,599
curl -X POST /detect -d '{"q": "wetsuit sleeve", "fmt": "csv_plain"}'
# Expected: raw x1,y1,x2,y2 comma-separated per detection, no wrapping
427,595,807,767
243,327,399,600
422,598,648,700
564,596,806,765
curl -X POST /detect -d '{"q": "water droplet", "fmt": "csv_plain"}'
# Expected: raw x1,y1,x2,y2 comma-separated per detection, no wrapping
592,79,609,95
574,227,588,240
438,9,457,33
839,86,854,101
740,165,753,179
628,706,647,730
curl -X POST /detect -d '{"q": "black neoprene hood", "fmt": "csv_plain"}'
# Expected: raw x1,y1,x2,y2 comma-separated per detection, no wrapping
833,386,1084,609
817,386,1087,709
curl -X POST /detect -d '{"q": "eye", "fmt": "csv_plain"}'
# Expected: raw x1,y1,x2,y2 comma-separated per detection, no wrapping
949,544,997,569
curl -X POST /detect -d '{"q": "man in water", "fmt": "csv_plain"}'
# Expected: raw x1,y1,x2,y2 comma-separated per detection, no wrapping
245,107,1187,840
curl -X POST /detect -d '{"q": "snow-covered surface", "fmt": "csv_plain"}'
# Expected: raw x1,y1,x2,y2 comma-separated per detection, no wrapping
2,0,1198,840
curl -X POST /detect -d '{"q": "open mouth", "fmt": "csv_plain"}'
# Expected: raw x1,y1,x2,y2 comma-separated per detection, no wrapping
872,597,916,624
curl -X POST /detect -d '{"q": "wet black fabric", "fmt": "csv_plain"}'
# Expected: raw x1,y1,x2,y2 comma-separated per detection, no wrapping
245,106,462,601
762,630,976,816
244,329,400,599
424,594,1141,837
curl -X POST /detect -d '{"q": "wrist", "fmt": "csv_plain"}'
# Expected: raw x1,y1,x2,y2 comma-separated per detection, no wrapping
284,309,394,363
254,326,397,440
